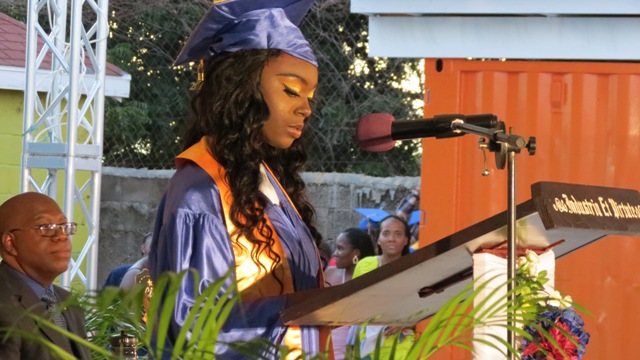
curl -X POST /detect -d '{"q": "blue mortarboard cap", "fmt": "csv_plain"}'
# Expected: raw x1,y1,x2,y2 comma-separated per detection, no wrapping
174,0,317,66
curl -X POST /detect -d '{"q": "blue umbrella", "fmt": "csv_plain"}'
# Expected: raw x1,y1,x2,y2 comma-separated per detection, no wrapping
354,208,389,230
408,210,422,226
355,208,422,227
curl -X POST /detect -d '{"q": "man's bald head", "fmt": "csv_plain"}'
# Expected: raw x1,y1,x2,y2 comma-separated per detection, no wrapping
0,193,61,234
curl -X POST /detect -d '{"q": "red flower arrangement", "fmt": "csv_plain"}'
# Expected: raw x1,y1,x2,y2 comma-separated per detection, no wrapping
519,290,589,357
516,250,590,360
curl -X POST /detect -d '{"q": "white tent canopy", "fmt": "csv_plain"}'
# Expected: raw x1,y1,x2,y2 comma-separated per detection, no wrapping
351,0,640,60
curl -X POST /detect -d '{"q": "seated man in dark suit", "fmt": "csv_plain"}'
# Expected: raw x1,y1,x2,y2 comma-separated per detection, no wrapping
0,192,91,359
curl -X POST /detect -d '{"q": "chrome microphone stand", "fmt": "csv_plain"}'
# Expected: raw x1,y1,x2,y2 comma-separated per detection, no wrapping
450,119,536,359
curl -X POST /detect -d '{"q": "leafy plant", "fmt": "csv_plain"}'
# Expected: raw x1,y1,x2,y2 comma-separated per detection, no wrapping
1,268,586,360
375,273,559,359
514,250,590,360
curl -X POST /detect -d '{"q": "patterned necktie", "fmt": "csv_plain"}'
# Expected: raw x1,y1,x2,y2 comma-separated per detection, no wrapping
41,288,68,330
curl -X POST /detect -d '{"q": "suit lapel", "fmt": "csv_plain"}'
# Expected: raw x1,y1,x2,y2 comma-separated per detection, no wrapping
11,276,75,355
55,286,90,360
55,287,85,337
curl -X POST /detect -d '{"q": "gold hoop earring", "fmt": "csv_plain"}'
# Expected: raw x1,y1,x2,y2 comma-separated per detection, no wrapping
352,255,359,265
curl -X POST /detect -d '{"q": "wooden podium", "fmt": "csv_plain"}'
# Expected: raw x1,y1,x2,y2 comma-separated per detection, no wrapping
282,181,640,327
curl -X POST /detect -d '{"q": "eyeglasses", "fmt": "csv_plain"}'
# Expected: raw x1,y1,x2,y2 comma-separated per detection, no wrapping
9,222,78,237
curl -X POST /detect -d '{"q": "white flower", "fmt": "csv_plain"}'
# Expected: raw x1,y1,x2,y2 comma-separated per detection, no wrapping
559,295,573,309
517,251,539,278
541,290,573,309
525,249,539,263
546,290,563,307
526,261,538,278
516,256,528,269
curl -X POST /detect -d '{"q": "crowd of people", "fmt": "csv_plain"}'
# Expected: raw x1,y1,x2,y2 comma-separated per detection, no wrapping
0,0,422,359
322,216,416,359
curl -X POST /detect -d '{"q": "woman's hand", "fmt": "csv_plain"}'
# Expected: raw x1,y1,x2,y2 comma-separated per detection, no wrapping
383,326,404,337
383,325,416,338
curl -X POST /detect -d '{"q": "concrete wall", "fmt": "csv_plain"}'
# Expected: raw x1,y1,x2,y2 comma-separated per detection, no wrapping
98,167,420,286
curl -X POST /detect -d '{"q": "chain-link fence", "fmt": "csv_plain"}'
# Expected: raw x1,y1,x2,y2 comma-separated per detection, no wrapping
301,0,424,176
3,0,424,176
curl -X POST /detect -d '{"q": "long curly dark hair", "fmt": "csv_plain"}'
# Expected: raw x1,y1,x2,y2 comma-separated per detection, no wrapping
182,49,322,289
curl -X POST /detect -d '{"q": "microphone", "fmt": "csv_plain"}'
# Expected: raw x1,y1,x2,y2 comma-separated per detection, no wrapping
355,113,498,152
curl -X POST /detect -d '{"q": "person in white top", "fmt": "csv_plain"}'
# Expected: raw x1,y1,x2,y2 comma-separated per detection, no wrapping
324,228,376,359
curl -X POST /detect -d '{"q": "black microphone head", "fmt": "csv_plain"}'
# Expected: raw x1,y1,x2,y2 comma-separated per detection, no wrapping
355,113,395,152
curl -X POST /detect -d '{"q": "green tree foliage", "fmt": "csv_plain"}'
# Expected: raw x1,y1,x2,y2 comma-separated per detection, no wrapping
2,0,423,175
301,0,423,176
103,0,209,168
0,0,26,22
104,0,423,174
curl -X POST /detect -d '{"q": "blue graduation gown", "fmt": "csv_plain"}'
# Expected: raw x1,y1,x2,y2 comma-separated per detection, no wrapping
149,158,323,359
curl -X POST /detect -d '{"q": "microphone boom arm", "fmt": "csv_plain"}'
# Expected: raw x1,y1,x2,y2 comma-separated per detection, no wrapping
450,119,526,150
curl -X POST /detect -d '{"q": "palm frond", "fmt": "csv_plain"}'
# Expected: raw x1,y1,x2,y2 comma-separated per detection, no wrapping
1,268,586,360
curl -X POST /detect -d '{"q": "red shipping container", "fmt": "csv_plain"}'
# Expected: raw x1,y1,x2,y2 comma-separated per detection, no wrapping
419,59,640,359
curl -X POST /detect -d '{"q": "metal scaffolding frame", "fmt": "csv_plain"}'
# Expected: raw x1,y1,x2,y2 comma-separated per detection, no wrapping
22,0,110,289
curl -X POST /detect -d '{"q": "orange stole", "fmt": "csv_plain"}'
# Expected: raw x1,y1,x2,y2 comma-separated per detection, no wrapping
177,138,332,358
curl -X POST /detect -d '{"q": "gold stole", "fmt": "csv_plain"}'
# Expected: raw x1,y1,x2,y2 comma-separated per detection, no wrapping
177,137,331,358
